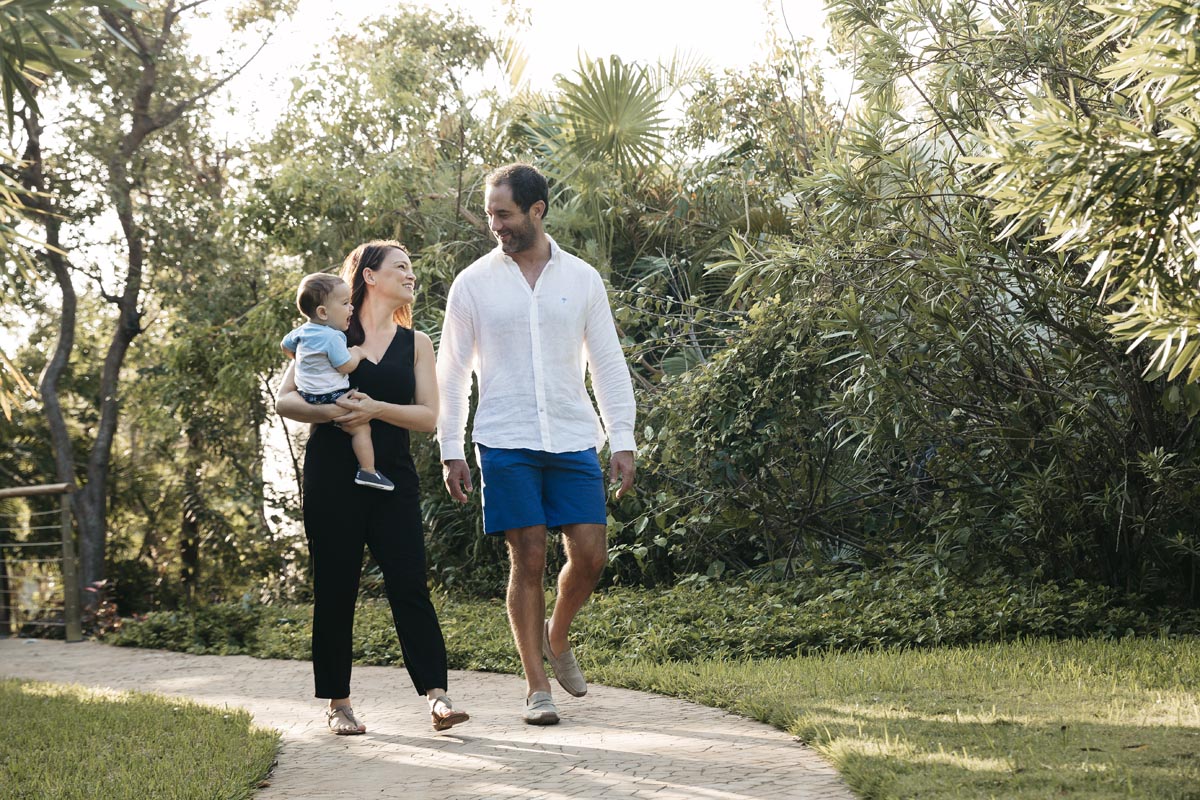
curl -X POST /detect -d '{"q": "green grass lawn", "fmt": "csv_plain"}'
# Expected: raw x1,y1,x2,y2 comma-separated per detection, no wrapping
0,678,279,800
591,637,1200,800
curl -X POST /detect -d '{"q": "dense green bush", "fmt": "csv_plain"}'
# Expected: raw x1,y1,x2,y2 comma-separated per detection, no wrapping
106,565,1200,671
606,295,844,586
109,603,268,656
599,0,1200,607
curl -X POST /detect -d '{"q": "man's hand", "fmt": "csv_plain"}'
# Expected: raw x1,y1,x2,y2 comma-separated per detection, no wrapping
609,450,636,499
442,459,474,503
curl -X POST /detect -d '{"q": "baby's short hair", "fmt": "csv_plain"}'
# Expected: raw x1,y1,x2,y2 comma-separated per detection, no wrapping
296,273,345,318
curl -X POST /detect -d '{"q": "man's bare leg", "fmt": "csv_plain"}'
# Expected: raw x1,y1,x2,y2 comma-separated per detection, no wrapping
505,525,551,696
546,523,607,656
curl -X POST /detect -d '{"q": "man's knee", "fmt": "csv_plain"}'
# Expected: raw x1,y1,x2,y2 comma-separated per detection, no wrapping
506,527,547,578
573,546,608,578
564,528,608,577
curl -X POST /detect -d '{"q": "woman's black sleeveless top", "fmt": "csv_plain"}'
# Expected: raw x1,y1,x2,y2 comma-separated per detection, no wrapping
303,326,419,494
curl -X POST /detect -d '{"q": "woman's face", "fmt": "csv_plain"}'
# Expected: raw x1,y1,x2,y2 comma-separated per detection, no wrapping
366,248,415,306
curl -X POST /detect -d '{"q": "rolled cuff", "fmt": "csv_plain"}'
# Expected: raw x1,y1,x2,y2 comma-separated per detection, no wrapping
607,430,637,456
438,439,467,462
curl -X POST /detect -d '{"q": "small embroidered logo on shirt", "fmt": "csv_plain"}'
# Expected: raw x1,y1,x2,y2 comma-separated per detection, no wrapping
560,297,568,303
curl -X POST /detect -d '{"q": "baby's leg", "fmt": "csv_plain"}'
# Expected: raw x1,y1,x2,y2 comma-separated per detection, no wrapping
343,423,376,472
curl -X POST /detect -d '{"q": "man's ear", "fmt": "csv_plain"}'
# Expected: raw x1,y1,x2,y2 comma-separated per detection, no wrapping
531,200,546,221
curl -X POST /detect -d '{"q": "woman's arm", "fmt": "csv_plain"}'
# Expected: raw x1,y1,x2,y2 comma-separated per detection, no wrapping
274,362,347,424
334,331,439,432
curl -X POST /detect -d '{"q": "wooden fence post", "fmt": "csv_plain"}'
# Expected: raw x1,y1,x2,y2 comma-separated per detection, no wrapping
60,492,82,642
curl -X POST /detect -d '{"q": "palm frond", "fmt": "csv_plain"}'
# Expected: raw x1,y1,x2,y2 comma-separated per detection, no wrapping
555,55,667,176
0,347,37,422
0,0,145,130
653,48,711,96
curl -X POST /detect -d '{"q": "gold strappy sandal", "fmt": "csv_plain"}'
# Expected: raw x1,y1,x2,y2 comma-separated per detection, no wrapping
430,696,470,731
326,705,366,735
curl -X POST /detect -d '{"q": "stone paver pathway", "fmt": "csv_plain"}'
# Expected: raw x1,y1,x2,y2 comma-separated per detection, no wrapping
1,639,854,800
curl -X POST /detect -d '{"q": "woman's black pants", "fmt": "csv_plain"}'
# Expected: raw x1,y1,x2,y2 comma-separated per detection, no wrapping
304,484,448,698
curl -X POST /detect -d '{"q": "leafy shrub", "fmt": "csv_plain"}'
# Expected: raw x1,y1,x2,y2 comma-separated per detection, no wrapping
590,0,1200,609
107,565,1200,668
108,603,266,655
607,294,846,586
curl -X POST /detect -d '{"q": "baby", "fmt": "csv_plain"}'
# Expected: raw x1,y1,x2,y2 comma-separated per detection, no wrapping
281,273,394,491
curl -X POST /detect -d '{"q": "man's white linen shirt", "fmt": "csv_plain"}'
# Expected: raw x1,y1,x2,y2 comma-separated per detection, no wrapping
437,236,637,462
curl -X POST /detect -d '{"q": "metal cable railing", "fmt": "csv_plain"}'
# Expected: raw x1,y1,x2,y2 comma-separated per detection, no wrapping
0,483,82,642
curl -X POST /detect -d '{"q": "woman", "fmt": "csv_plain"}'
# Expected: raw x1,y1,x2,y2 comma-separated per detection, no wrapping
275,240,469,735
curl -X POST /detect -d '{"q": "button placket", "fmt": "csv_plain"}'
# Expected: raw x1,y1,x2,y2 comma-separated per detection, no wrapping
529,278,552,450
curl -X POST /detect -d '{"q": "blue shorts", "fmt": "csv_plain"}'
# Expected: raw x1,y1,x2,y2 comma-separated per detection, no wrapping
477,445,607,535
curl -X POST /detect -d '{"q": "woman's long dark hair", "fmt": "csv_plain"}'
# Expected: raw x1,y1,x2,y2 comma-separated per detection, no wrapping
339,240,411,346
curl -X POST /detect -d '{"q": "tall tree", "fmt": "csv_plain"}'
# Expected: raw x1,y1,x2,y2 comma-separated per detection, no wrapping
0,0,138,419
254,5,506,270
14,0,287,600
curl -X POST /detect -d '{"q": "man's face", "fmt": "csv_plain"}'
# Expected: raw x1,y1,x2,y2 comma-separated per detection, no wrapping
485,182,540,255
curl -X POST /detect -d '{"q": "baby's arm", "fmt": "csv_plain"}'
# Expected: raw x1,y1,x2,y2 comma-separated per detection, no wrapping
336,345,365,375
275,362,347,425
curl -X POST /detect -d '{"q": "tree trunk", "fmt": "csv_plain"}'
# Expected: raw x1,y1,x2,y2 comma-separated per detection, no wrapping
73,167,146,596
17,106,93,603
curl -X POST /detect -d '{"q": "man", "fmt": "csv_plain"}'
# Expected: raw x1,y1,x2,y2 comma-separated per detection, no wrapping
437,163,636,725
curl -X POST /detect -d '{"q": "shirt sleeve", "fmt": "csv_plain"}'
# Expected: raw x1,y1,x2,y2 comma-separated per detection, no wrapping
583,271,637,454
319,328,352,369
436,277,477,462
280,327,300,354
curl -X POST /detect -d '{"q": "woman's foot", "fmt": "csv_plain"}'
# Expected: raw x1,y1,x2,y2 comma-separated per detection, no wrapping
430,695,470,731
326,704,366,735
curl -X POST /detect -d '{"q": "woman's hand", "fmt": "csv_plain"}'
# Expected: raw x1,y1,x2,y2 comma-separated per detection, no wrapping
325,331,440,433
332,390,381,428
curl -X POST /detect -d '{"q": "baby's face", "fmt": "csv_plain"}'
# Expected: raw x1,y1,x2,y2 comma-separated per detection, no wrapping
322,282,353,331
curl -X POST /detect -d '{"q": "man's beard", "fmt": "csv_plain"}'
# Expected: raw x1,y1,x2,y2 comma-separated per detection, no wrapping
498,219,536,254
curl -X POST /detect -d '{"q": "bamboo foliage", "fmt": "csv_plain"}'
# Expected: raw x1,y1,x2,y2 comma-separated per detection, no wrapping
977,1,1200,387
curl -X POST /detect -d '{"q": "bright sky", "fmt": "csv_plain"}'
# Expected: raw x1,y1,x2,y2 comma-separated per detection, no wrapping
192,0,837,138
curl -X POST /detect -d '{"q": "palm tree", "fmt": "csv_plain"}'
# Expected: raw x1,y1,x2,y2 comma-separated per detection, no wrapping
516,54,686,272
556,54,668,178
